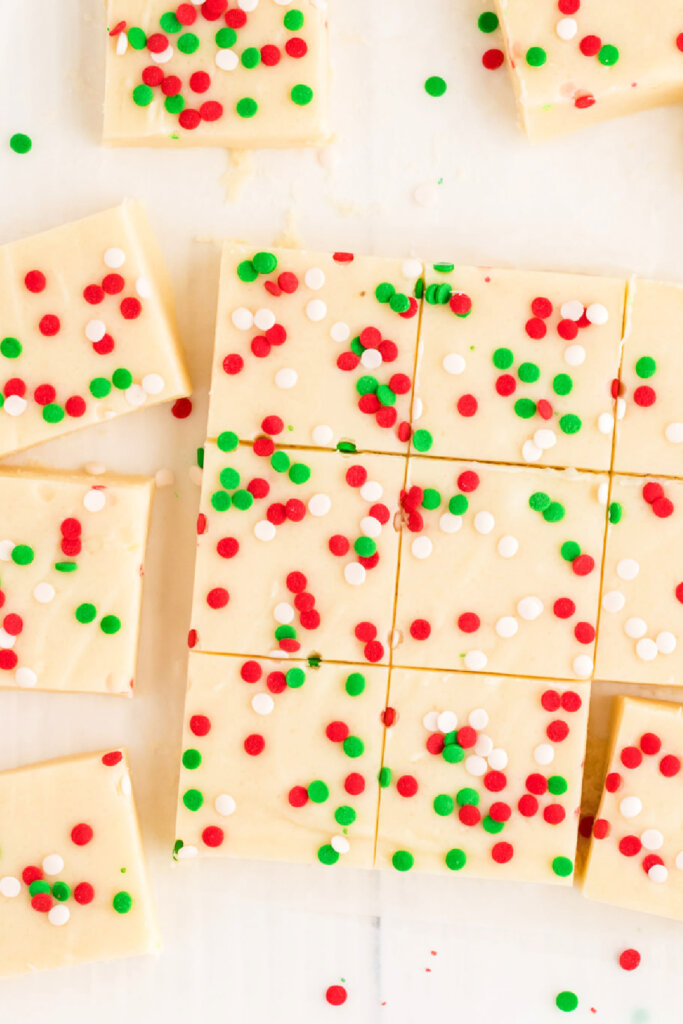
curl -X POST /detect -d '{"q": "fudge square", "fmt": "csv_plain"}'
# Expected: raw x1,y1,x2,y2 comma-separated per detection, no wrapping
175,652,386,867
495,0,683,139
0,749,158,977
103,0,330,148
0,465,153,695
413,263,625,470
376,669,589,882
583,697,683,921
595,475,683,687
0,202,189,457
207,244,423,455
190,439,403,664
613,279,683,477
393,458,607,681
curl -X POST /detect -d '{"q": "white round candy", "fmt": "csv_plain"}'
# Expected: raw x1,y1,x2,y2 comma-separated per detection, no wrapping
636,638,658,662
215,794,236,816
598,482,609,506
437,710,457,733
442,353,466,375
522,440,542,463
331,835,350,854
533,428,557,451
4,395,27,416
439,513,462,534
85,319,106,342
534,744,554,766
517,596,543,621
176,845,198,860
564,345,586,367
648,864,668,883
573,655,593,679
136,277,152,298
360,515,382,538
586,303,609,325
676,851,683,871
252,693,274,716
619,796,642,818
307,494,332,517
238,0,259,10
495,616,518,638
464,650,487,671
412,397,423,419
42,854,64,876
411,536,433,559
602,590,625,613
556,16,577,39
305,267,325,290
665,422,683,444
344,563,366,585
312,425,334,445
151,45,173,64
0,876,20,898
48,904,70,927
360,481,382,502
656,631,676,654
231,306,253,330
561,300,584,321
474,734,493,757
16,668,37,688
402,259,423,279
474,511,495,535
104,247,125,268
361,348,382,370
254,520,276,541
254,307,276,331
275,368,298,389
488,748,508,770
497,535,518,558
468,708,488,730
624,617,647,639
306,299,327,322
0,541,15,561
273,602,294,624
422,711,440,732
125,384,147,407
33,582,55,604
597,413,614,435
617,558,640,581
330,321,349,342
84,489,106,512
142,373,164,395
641,829,664,851
616,397,626,420
216,48,239,70
465,755,487,777
0,630,15,649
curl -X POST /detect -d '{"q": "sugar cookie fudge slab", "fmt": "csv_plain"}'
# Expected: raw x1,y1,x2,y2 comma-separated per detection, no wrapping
595,475,683,686
495,1,683,139
0,202,189,456
0,749,158,977
175,653,386,865
613,279,683,477
208,245,423,454
376,670,589,881
413,264,625,469
104,0,330,147
393,458,607,680
0,466,153,695
190,440,403,664
583,697,683,920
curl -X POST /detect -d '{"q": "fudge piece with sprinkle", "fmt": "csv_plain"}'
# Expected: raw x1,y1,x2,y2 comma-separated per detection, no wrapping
190,440,403,664
595,475,683,686
413,264,625,469
583,696,683,920
104,0,330,147
376,669,589,881
175,652,386,866
0,749,158,976
0,202,189,457
495,1,683,139
207,245,423,454
393,458,608,680
613,279,683,477
0,465,153,695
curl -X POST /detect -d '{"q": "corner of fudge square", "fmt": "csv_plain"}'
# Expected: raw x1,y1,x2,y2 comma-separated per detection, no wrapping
189,436,404,664
206,244,424,454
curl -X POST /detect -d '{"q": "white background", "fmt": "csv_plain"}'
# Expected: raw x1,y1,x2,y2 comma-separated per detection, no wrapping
1,1,683,1021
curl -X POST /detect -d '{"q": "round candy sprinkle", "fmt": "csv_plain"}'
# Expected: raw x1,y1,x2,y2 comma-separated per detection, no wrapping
424,76,447,97
555,991,579,1013
9,133,32,154
326,985,347,1006
478,11,499,32
619,949,641,971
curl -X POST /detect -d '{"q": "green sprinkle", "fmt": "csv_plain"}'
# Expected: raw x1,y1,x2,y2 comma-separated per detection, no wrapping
354,536,377,558
271,451,290,473
252,251,277,274
237,97,258,118
172,840,184,861
133,84,154,107
211,490,231,512
598,44,619,66
284,10,304,31
529,491,551,511
334,806,356,826
165,95,185,115
543,502,565,523
555,991,579,1013
289,462,311,484
217,430,239,453
317,844,339,865
389,292,410,314
433,262,454,273
560,541,581,561
196,447,205,469
448,494,468,516
343,736,364,758
422,488,441,510
433,794,454,816
29,880,50,896
345,672,366,696
160,11,182,33
237,259,258,283
127,27,147,49
242,46,261,68
526,46,547,67
356,375,378,396
492,347,514,370
232,489,254,510
445,848,466,871
518,361,540,383
112,891,133,914
559,413,582,435
608,501,622,524
553,373,573,396
635,355,656,379
43,404,65,424
336,440,357,453
307,656,321,668
11,544,33,567
177,32,199,54
75,602,97,624
378,766,392,788
274,625,296,641
514,398,536,419
100,615,122,635
414,278,425,299
54,561,77,573
291,84,313,106
112,367,133,390
425,75,447,97
548,775,568,795
308,780,329,803
375,282,395,304
89,377,111,399
377,384,397,407
182,788,203,811
9,133,32,154
52,881,71,901
478,11,499,32
412,429,433,452
442,743,464,764
391,850,414,871
182,748,202,770
286,667,306,689
482,816,505,834
215,27,237,48
350,336,363,357
0,337,21,358
552,856,573,878
456,787,479,807
220,467,240,490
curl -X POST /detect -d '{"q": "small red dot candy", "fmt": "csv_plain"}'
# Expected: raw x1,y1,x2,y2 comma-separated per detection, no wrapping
326,985,347,1006
619,949,641,972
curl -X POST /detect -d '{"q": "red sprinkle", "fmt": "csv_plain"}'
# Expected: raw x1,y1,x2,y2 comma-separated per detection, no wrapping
326,986,347,1007
171,397,192,419
619,949,641,972
482,48,504,70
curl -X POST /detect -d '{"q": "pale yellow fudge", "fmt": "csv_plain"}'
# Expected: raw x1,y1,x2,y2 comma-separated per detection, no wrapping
0,202,189,457
207,245,423,454
0,465,153,695
376,669,589,881
175,653,386,865
190,439,404,664
495,0,683,139
583,697,683,920
0,749,158,976
413,264,626,470
595,475,683,687
613,279,683,477
393,458,607,680
103,0,330,147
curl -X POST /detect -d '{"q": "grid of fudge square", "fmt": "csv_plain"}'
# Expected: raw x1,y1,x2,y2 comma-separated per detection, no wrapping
0,201,189,457
104,0,330,147
613,279,683,476
495,0,683,139
175,653,387,865
595,475,683,686
0,467,153,695
412,263,625,470
0,749,158,977
207,245,423,454
392,458,608,680
583,696,683,920
189,438,404,664
375,669,589,881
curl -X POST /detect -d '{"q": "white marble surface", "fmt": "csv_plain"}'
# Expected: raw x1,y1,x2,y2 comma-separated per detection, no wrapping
1,1,682,1021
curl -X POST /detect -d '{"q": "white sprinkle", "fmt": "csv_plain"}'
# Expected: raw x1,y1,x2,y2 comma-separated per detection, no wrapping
33,582,55,604
474,734,493,757
84,462,107,475
216,48,239,71
125,384,147,407
616,397,626,420
85,319,106,342
497,535,518,558
312,425,334,446
306,299,327,322
517,596,543,621
402,259,422,279
488,748,508,770
4,395,27,416
331,835,350,854
556,16,577,40
636,638,658,661
465,755,488,777
84,489,106,512
0,541,14,561
641,829,664,851
330,321,349,342
598,482,609,506
602,590,625,613
412,397,423,420
238,0,259,10
275,368,298,389
308,493,331,517
656,631,676,654
564,345,586,367
474,511,495,535
151,44,173,63
522,439,543,463
597,413,614,435
437,710,458,733
0,630,15,649
619,796,642,818
215,794,236,817
361,348,382,370
617,558,640,581
624,617,647,639
231,307,254,330
254,520,276,542
142,373,164,395
136,276,152,298
411,536,433,559
254,307,276,331
252,693,274,716
495,616,518,639
104,247,125,268
665,422,683,444
120,774,132,797
648,864,668,883
439,513,462,534
464,650,487,671
360,480,382,502
422,711,439,732
274,602,294,624
561,300,584,321
533,428,557,450
0,876,20,898
16,667,37,688
573,655,593,679
344,562,366,586
675,851,683,871
534,744,554,766
305,267,325,290
586,303,609,325
115,32,128,55
48,904,70,927
468,708,488,730
176,845,199,860
360,515,382,538
442,352,466,375
42,854,64,876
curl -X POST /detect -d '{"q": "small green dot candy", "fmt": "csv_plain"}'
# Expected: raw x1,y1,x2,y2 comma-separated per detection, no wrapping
555,990,579,1013
345,672,366,696
291,84,313,106
526,46,547,67
112,891,133,914
391,850,414,871
445,848,466,871
412,429,433,452
9,133,32,154
552,856,573,877
217,430,239,452
100,615,122,635
424,76,447,97
182,748,202,770
477,11,499,32
11,544,34,566
236,97,258,118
